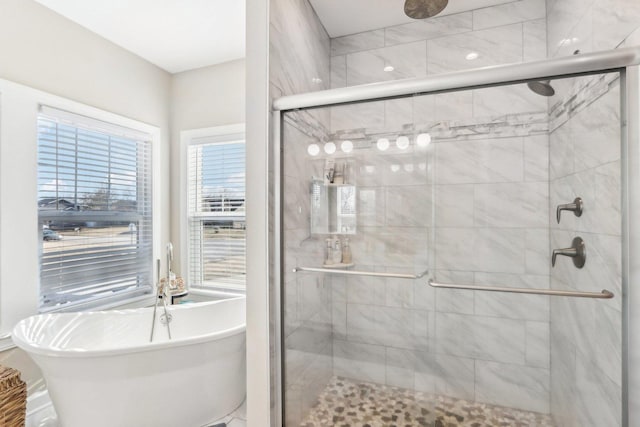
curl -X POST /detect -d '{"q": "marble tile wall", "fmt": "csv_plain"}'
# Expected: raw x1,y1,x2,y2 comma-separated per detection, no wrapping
269,0,333,425
323,1,554,415
330,0,546,88
545,50,625,427
545,1,638,425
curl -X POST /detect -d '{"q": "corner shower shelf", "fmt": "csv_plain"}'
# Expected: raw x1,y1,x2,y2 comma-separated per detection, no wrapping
292,266,429,280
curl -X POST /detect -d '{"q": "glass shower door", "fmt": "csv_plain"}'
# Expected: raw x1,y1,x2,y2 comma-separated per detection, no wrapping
280,69,624,426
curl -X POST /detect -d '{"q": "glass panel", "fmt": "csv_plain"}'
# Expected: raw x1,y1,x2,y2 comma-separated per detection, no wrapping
281,70,623,426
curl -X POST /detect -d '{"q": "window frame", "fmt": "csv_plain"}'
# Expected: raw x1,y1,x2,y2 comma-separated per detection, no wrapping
36,107,156,312
180,124,246,296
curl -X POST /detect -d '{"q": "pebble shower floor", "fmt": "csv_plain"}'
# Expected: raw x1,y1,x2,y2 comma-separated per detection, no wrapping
299,377,554,427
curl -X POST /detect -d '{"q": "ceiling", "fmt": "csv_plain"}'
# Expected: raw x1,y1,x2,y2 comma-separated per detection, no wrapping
34,0,246,74
309,0,515,38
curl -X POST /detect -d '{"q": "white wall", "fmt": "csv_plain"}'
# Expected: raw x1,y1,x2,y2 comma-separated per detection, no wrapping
0,0,174,395
169,59,246,274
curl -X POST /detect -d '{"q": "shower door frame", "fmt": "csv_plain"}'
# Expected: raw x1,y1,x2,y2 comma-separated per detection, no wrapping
272,47,640,427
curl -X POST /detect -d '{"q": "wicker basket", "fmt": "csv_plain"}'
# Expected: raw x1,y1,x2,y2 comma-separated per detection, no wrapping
0,366,26,427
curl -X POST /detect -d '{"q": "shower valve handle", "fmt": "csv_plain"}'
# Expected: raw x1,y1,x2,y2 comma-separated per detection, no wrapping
556,197,583,223
552,237,586,268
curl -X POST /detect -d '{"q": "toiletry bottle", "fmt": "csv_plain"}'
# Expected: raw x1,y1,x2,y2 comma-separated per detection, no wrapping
332,238,343,264
325,238,333,266
333,162,344,184
342,238,352,264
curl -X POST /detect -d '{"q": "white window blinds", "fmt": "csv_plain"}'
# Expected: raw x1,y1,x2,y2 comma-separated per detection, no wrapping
188,137,245,290
37,106,153,310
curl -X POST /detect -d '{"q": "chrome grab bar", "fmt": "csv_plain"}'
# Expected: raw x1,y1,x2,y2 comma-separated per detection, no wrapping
293,266,429,280
428,279,614,299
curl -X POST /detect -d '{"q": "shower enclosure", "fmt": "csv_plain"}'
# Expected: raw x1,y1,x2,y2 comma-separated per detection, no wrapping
273,47,640,426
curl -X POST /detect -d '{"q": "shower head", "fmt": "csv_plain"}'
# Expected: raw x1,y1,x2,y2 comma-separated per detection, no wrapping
527,80,555,97
404,0,448,19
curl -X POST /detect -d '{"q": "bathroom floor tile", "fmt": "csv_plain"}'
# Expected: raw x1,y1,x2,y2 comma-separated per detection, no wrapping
300,376,555,426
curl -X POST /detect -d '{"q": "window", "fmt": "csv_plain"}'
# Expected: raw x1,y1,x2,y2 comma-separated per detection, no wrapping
37,106,153,310
187,131,245,291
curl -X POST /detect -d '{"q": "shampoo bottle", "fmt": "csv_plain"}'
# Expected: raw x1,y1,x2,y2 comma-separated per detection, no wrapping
342,237,352,264
332,238,343,265
325,238,333,265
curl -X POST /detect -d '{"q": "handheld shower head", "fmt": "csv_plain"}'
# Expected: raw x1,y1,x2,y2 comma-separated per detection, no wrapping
404,0,448,19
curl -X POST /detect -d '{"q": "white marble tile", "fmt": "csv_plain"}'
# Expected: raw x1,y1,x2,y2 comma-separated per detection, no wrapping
427,24,523,75
525,228,550,276
346,273,386,305
413,91,474,125
347,304,429,350
473,228,527,274
346,41,427,86
473,84,547,118
333,339,386,384
435,184,474,227
435,137,524,185
524,19,547,62
474,273,550,322
526,321,550,368
330,101,385,132
549,122,574,180
357,187,386,227
546,0,593,58
475,360,550,414
473,0,546,30
550,322,578,427
575,353,622,427
332,301,347,340
417,354,476,401
592,0,640,53
384,97,413,130
385,347,416,389
413,279,436,311
386,278,414,308
434,270,475,314
386,185,431,227
435,312,526,364
524,134,549,182
331,29,385,56
330,55,346,89
384,12,472,45
473,182,548,228
571,84,620,173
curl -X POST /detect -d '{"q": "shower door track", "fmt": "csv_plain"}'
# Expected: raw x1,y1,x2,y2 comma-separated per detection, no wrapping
272,46,640,427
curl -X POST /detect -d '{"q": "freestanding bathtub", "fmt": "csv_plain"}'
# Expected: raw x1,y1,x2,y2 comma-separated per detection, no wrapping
12,296,246,427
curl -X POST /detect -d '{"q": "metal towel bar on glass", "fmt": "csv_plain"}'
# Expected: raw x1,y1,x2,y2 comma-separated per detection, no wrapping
292,266,429,280
428,279,614,299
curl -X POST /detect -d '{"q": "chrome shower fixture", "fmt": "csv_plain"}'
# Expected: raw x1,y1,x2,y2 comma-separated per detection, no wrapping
404,0,448,19
527,79,555,97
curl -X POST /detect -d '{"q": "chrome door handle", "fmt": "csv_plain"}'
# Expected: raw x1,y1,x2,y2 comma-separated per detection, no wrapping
556,197,583,223
552,236,586,268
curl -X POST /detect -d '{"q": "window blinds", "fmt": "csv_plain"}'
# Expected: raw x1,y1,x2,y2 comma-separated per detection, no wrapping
37,107,153,310
188,138,246,290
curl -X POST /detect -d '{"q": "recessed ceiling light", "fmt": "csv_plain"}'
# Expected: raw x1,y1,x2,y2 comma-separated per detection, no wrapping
376,138,390,151
465,52,479,61
383,65,395,72
307,143,320,156
324,142,336,154
311,77,323,84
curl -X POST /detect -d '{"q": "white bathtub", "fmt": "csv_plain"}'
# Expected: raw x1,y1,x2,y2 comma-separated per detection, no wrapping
12,297,246,427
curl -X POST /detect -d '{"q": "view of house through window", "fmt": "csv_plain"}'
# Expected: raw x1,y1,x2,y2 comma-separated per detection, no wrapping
188,133,245,291
37,107,153,310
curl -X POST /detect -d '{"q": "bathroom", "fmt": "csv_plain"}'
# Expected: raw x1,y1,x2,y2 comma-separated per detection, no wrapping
1,0,640,426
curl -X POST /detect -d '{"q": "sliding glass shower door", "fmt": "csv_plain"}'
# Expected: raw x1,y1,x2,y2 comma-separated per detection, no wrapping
280,69,623,426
